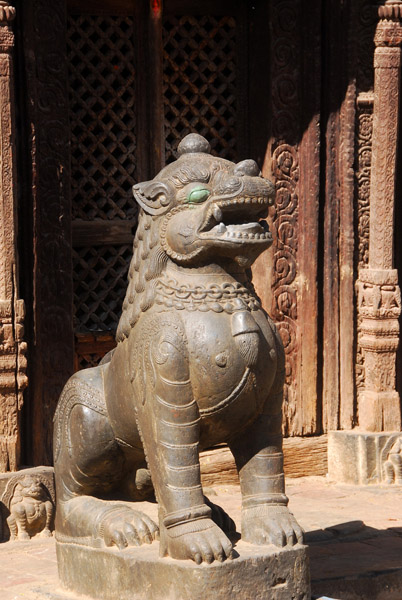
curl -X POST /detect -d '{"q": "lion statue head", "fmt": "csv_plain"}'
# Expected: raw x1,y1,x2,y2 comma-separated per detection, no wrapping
116,133,275,341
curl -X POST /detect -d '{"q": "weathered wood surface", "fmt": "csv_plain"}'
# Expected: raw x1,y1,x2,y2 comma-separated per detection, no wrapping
322,0,357,431
74,333,116,371
254,0,322,437
339,1,358,430
200,436,328,487
68,0,135,14
72,220,136,248
21,0,74,465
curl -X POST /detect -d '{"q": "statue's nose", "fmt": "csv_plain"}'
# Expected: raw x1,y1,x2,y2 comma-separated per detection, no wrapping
234,159,260,177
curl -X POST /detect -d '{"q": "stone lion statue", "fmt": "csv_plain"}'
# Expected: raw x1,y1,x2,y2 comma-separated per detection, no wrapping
54,134,303,564
6,475,54,540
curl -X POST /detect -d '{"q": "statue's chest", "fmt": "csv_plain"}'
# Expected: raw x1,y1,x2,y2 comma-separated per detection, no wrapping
185,309,277,418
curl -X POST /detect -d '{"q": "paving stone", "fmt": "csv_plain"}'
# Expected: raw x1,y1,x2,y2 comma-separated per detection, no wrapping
0,476,401,599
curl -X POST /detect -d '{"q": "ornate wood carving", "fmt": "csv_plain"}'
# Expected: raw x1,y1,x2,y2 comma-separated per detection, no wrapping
354,0,377,403
21,0,74,464
0,1,28,471
357,0,402,431
266,0,320,435
355,92,373,393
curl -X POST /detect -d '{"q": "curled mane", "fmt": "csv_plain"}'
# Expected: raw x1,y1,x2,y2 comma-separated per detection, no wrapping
116,210,168,342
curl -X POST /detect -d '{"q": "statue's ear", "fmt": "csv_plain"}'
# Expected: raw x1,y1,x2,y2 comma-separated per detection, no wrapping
132,180,173,215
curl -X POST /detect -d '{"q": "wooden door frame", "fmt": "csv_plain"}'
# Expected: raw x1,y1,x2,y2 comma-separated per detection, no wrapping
19,0,364,465
19,0,74,466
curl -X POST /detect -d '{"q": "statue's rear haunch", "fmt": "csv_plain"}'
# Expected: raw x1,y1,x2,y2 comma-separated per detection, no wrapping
53,134,303,564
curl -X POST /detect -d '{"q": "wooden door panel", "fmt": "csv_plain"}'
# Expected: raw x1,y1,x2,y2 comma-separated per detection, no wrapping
21,0,74,465
67,0,254,368
66,3,142,366
65,0,321,436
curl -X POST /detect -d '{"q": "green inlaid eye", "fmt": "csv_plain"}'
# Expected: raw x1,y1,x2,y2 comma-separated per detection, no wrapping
186,186,210,204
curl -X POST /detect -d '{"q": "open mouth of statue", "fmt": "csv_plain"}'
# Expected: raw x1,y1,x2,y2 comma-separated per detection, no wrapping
200,195,272,241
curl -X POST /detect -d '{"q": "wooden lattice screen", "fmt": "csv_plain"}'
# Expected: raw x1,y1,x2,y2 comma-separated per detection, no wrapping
67,13,138,369
67,0,249,370
162,15,238,163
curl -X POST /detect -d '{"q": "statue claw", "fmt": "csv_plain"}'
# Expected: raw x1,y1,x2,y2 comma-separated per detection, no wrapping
241,505,304,547
99,506,159,550
160,518,233,564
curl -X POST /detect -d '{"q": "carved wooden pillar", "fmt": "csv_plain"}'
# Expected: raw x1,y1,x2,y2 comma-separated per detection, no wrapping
357,0,402,431
0,1,28,471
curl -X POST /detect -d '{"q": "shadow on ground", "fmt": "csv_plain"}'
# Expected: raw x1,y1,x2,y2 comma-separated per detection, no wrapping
309,521,402,600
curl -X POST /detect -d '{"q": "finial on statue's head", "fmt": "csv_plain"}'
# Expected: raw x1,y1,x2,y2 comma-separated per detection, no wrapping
177,133,211,156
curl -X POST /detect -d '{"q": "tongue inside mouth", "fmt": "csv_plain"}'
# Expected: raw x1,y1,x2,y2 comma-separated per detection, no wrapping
209,221,267,235
227,222,262,233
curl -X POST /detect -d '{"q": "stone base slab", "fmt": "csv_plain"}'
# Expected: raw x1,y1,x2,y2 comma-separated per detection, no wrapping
328,430,402,485
57,540,310,600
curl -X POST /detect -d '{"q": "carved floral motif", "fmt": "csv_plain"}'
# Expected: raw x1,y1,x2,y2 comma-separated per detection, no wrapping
270,1,300,433
354,0,377,394
271,143,299,428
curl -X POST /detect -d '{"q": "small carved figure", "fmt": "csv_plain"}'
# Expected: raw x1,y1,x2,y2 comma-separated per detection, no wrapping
384,436,402,485
6,475,54,540
54,134,303,564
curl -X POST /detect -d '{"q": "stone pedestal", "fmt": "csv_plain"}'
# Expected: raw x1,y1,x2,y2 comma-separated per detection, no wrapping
328,430,402,485
57,539,310,600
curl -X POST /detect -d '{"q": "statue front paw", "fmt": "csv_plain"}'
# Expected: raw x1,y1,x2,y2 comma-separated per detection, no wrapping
40,527,53,538
160,518,233,564
242,505,304,547
98,505,159,550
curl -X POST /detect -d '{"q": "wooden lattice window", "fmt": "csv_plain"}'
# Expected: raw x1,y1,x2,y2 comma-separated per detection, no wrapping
66,0,263,370
67,14,138,221
72,244,133,332
163,14,238,163
67,11,139,364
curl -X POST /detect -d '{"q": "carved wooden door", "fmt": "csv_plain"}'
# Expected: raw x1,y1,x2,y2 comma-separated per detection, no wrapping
21,0,326,466
22,0,397,468
66,0,270,370
67,1,140,369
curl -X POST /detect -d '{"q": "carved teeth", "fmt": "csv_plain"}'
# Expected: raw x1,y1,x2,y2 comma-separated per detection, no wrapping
217,222,226,234
213,205,223,221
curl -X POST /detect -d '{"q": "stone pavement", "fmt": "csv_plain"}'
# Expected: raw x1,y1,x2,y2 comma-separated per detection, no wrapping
0,476,401,600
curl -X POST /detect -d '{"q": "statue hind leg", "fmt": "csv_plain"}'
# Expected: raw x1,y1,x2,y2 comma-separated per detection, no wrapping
53,367,158,549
